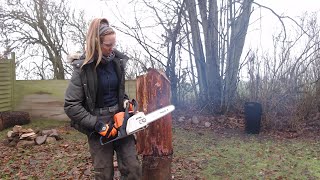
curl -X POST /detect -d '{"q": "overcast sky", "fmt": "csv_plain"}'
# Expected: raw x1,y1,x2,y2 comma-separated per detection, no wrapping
10,0,320,80
70,0,320,51
246,0,320,52
72,0,320,19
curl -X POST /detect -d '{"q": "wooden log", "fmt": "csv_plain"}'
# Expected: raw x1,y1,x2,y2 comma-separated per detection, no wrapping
0,111,30,131
136,69,173,180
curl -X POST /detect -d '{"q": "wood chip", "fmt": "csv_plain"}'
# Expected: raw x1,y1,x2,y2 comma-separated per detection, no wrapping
20,132,36,140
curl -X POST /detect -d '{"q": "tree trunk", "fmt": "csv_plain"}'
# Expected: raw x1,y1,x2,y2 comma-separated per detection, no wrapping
0,111,30,131
186,0,208,104
198,0,222,111
224,0,253,111
54,55,65,79
182,10,199,101
165,1,185,105
136,69,173,180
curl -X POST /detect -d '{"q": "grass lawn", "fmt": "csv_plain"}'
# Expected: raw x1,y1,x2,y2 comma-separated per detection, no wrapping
0,119,319,179
172,128,320,179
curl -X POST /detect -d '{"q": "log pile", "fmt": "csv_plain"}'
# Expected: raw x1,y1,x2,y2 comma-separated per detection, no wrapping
6,125,61,147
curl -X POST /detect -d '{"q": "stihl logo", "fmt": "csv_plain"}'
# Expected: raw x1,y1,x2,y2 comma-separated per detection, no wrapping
160,109,168,114
136,117,146,124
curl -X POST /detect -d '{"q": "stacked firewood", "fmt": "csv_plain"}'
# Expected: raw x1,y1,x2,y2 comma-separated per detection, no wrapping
6,125,61,147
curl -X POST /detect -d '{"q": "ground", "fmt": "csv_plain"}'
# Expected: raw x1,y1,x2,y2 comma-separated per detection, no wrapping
0,111,319,179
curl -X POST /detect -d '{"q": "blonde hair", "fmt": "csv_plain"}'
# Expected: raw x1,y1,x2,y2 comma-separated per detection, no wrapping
82,18,115,68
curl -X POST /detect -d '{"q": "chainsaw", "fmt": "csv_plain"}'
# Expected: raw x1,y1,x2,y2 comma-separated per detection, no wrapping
100,100,175,145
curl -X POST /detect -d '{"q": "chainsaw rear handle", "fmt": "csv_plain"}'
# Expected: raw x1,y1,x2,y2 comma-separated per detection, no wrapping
123,99,138,133
125,99,138,113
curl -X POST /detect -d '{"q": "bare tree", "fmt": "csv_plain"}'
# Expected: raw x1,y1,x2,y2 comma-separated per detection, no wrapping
244,13,320,130
67,10,88,52
185,0,208,105
106,0,186,105
223,0,253,111
183,0,253,112
144,0,185,105
103,1,320,118
0,0,87,79
199,0,221,109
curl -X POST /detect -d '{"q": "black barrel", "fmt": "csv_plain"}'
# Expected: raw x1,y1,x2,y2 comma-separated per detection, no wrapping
244,102,262,134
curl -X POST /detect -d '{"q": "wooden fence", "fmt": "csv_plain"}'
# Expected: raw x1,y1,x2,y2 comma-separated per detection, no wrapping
0,53,15,112
14,79,136,120
0,51,137,120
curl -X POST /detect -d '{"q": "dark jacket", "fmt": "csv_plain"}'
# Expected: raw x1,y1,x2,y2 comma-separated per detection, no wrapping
64,50,129,135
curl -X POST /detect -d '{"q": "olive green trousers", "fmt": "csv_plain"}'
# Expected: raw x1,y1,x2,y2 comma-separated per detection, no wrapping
88,134,141,180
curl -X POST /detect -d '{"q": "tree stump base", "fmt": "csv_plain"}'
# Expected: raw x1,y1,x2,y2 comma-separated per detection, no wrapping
141,155,172,180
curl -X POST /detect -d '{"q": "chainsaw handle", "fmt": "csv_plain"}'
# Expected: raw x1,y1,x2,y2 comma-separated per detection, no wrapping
120,103,130,136
130,99,138,113
125,99,138,113
120,99,138,137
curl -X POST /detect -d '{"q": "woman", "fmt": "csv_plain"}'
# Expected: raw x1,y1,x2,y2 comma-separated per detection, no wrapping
64,18,141,180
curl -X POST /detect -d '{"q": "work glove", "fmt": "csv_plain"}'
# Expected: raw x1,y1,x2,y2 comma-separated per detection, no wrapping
95,117,117,138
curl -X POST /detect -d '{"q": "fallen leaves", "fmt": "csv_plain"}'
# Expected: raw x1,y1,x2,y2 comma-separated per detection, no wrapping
1,115,319,179
0,126,93,179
